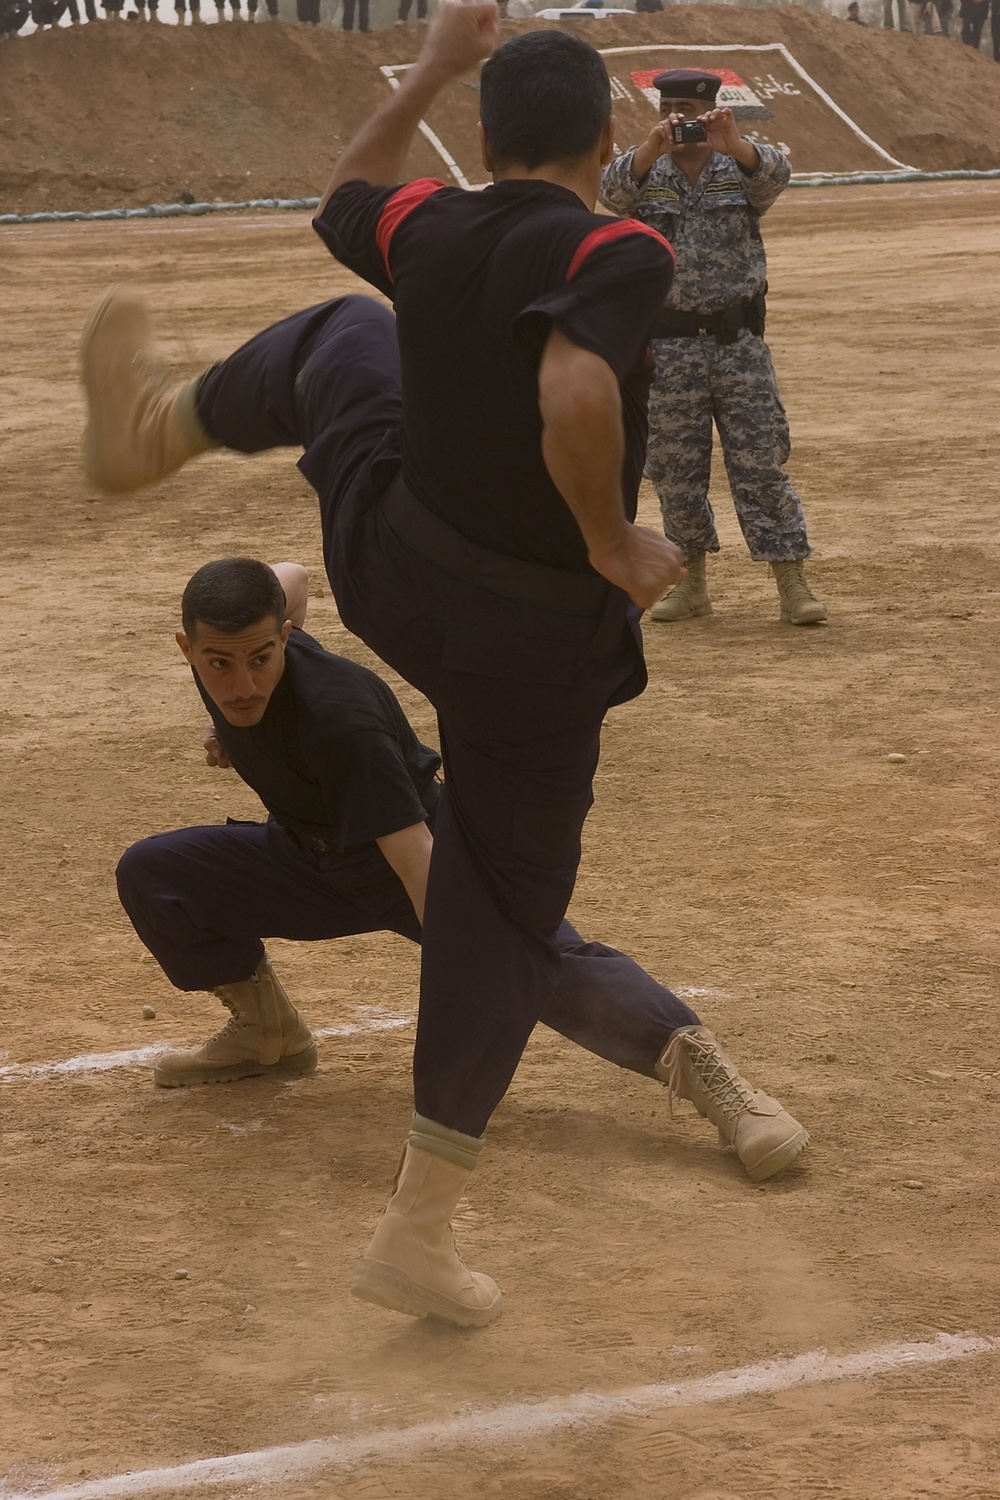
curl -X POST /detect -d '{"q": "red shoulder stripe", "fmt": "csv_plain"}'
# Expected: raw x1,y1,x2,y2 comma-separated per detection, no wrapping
375,178,448,282
566,218,675,281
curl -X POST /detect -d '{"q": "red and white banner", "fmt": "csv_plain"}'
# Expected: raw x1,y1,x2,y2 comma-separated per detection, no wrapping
629,67,774,121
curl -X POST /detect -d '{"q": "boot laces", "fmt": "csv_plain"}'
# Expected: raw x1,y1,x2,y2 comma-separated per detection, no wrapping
776,562,815,605
664,1031,755,1120
206,995,252,1047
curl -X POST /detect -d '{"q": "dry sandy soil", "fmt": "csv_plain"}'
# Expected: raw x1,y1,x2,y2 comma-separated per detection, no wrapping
3,9,1000,214
1,181,999,1498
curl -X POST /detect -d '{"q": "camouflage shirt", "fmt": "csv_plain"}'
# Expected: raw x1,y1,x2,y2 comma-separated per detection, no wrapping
599,145,790,315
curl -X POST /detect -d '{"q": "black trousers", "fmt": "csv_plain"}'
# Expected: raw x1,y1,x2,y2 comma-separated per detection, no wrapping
342,0,369,28
960,2,987,44
194,296,688,1135
116,819,699,1081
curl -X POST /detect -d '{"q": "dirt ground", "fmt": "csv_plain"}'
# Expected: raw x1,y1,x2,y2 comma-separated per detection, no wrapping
1,180,999,1499
3,10,1000,215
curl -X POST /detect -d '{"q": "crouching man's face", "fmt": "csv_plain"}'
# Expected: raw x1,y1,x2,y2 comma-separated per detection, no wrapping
177,615,292,726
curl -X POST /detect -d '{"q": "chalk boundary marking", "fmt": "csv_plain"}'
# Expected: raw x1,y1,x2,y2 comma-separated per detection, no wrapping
1,1332,996,1500
0,987,722,1083
0,1017,412,1083
382,41,914,188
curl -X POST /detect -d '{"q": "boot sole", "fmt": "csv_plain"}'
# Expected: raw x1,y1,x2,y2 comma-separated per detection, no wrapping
744,1126,810,1183
780,608,828,626
153,1041,318,1089
350,1258,503,1329
81,285,138,491
81,284,174,494
650,602,712,623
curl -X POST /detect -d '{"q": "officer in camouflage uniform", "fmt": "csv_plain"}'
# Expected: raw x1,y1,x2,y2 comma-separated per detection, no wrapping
600,69,826,626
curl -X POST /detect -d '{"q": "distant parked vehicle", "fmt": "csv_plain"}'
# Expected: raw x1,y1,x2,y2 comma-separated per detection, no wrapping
534,0,634,17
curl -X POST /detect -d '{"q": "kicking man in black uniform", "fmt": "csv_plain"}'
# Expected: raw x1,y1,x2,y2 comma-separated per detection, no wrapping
82,6,808,1328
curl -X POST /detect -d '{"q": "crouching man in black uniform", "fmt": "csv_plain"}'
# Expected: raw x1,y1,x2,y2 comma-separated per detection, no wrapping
117,557,439,1088
118,557,807,1186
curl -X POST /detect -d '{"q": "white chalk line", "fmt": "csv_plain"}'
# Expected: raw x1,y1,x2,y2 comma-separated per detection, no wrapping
2,1332,995,1500
0,989,720,1083
384,44,914,192
0,1018,412,1082
381,66,473,190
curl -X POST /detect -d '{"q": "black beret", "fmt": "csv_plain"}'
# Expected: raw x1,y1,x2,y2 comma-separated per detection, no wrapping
651,69,722,102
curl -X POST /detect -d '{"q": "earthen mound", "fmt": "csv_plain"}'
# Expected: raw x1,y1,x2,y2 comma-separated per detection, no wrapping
1,9,998,214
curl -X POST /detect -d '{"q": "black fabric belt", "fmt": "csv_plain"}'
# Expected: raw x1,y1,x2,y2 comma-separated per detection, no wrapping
381,472,609,619
284,826,331,858
652,287,767,345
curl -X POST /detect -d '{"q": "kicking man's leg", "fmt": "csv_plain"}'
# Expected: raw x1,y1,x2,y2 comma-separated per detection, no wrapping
544,922,808,1182
353,586,641,1328
116,818,420,1086
81,288,399,495
544,921,700,1075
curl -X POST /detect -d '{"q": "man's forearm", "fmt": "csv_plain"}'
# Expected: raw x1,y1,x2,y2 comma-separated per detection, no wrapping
541,416,627,557
629,140,663,183
376,821,432,926
731,137,761,174
599,150,645,213
538,335,628,560
317,2,500,211
318,60,449,212
538,329,686,607
270,561,309,630
739,142,790,214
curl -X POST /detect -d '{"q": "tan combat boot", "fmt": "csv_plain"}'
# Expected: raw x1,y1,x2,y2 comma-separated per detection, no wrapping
351,1115,502,1328
770,560,827,626
656,1025,808,1182
153,955,317,1088
81,285,217,493
650,552,711,622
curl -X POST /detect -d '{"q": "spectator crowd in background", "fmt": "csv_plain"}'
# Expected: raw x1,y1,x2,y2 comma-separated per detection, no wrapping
0,0,433,33
1,0,998,60
849,0,998,58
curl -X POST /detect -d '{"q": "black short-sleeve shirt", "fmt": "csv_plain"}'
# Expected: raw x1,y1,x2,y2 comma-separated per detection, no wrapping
194,629,440,853
314,177,674,573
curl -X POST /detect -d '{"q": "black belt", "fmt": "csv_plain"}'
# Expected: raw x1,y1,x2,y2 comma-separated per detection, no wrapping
381,473,609,618
286,828,331,858
653,288,766,345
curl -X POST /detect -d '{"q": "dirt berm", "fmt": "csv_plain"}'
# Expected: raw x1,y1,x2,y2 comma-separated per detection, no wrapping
2,9,999,213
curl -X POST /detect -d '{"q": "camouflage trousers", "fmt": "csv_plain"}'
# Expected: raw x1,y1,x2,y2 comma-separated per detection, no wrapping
646,330,811,563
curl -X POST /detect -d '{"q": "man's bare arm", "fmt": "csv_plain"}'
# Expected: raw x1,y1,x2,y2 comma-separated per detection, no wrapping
318,1,500,212
538,329,686,610
376,821,433,926
270,562,309,630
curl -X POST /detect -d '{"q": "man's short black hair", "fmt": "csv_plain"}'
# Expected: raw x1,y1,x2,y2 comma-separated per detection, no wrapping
181,558,287,637
479,31,611,172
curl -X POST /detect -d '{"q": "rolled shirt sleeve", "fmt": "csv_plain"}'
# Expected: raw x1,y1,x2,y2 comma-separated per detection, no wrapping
316,729,434,851
313,178,451,300
739,143,791,216
512,224,675,378
598,149,646,216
